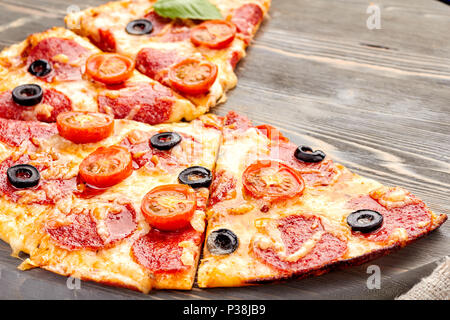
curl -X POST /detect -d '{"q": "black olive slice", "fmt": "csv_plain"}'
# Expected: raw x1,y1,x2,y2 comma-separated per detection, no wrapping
150,132,182,150
12,84,44,107
294,145,326,163
7,164,40,189
178,166,212,188
28,59,52,78
126,19,153,35
207,229,239,255
347,209,383,233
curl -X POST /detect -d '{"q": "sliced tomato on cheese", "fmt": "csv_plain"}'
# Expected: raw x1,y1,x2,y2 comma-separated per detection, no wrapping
168,58,218,95
243,160,305,202
57,111,114,144
79,146,132,188
190,20,236,49
85,53,135,85
141,184,197,231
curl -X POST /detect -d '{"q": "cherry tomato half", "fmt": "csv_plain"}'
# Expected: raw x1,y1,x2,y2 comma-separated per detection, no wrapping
190,20,237,49
85,53,135,85
256,124,289,143
168,58,218,95
141,184,197,231
79,146,132,188
243,160,305,202
56,111,114,144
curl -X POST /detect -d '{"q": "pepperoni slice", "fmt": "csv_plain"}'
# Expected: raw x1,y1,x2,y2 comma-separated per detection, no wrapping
252,215,347,273
223,111,253,131
159,23,192,42
132,227,202,273
0,88,72,122
229,50,243,69
209,170,237,206
47,212,104,250
104,203,137,244
347,195,432,242
0,154,76,205
231,3,263,41
135,47,179,80
0,118,57,147
47,204,137,250
143,11,171,36
26,37,90,82
97,28,116,52
98,83,174,125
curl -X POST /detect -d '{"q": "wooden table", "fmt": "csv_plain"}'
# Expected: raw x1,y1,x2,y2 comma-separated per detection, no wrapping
0,0,448,300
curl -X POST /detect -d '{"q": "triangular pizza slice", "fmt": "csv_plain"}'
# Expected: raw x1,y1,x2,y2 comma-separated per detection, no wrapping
65,0,270,113
0,27,199,125
197,112,447,287
0,113,222,292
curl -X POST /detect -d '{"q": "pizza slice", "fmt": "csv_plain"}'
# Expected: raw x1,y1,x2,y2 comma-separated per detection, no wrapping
65,0,270,112
197,111,447,287
0,27,199,125
0,112,222,292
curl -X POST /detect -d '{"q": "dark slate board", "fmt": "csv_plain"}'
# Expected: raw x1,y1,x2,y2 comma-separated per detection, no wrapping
0,0,449,300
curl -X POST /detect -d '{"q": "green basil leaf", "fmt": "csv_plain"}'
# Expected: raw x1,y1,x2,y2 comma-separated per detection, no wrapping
153,0,223,20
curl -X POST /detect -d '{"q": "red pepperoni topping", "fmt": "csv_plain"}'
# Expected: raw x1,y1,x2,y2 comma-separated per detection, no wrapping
104,203,137,244
135,47,179,80
47,204,137,250
209,170,237,206
132,227,202,273
231,3,263,40
252,215,347,273
47,212,104,250
347,195,432,242
96,28,116,52
0,118,57,147
274,142,339,187
159,23,191,42
143,11,171,36
0,88,72,122
229,50,243,69
0,154,77,205
224,111,253,131
97,83,174,125
26,37,90,82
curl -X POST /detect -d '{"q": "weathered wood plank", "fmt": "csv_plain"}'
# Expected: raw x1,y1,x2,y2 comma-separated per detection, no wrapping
0,0,448,299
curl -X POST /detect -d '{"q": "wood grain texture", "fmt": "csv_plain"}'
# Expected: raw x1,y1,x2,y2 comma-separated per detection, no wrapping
0,0,449,300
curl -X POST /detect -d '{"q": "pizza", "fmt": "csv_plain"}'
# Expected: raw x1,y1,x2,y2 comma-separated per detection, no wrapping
196,112,447,287
0,27,198,124
0,0,447,295
0,113,222,292
65,0,270,112
0,110,446,292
